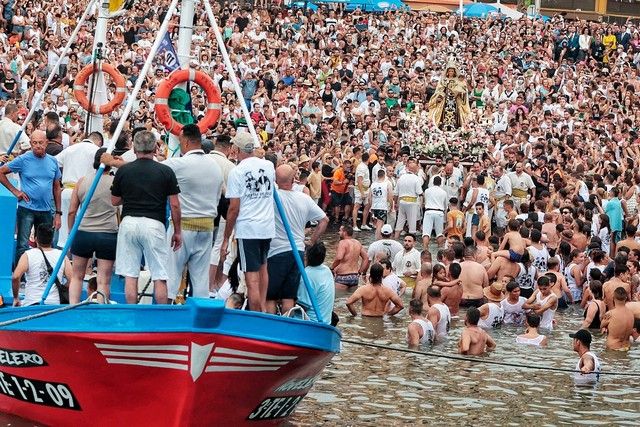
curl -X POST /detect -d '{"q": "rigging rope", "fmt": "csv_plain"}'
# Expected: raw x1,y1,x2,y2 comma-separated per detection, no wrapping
341,338,640,377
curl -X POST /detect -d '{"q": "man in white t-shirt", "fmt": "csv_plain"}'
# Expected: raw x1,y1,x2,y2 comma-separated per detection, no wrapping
55,132,102,247
221,132,275,312
162,124,223,301
368,224,404,262
266,165,328,314
352,151,372,232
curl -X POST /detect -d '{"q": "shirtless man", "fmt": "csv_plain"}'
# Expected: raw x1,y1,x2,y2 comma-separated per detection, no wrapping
427,285,452,339
603,264,631,311
601,287,635,351
474,231,492,268
346,263,404,317
412,262,432,308
541,213,560,256
616,224,640,254
440,262,463,316
407,299,435,347
332,225,369,290
627,300,640,319
458,307,496,355
545,265,574,308
459,246,489,308
487,247,521,281
492,219,526,263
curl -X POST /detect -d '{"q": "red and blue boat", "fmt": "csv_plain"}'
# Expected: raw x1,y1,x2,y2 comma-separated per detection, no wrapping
0,298,340,426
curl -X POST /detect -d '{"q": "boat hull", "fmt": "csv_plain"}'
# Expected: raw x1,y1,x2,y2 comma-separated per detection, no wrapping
0,300,340,425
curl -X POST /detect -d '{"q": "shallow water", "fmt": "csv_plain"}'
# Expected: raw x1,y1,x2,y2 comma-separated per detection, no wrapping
292,227,640,425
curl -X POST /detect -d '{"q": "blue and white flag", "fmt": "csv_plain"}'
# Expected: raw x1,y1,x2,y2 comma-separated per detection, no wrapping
155,33,180,72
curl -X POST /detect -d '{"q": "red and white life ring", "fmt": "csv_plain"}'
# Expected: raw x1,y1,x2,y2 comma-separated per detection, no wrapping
73,63,127,114
154,69,222,136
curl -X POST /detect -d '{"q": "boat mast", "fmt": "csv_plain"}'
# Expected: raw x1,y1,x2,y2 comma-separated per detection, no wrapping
85,0,109,134
167,0,196,158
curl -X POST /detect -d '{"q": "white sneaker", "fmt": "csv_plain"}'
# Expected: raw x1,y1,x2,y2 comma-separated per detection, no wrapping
353,226,361,232
209,291,218,299
361,224,372,230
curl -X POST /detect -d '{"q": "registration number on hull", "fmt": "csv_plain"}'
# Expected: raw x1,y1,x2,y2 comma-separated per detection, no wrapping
0,370,79,410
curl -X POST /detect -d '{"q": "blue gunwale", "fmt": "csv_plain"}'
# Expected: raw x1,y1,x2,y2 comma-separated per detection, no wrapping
0,299,342,353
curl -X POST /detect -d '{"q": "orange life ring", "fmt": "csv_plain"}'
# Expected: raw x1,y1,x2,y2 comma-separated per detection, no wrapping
154,68,222,136
73,63,127,114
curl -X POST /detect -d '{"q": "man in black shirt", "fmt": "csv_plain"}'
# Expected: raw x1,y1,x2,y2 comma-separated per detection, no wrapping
111,130,182,304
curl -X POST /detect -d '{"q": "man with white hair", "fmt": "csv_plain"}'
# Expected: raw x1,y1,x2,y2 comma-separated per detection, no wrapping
111,131,182,305
221,131,275,312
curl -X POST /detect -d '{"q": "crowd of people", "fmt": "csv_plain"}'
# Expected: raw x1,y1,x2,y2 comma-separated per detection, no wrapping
3,0,640,382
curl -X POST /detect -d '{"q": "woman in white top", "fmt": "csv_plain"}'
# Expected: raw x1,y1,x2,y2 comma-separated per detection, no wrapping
516,312,548,347
11,224,72,306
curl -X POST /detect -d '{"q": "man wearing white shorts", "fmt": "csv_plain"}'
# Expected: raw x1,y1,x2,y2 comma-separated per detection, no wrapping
352,151,372,232
422,176,448,248
111,131,182,304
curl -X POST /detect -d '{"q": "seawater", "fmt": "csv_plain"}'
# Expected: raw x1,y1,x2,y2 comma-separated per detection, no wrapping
292,229,640,425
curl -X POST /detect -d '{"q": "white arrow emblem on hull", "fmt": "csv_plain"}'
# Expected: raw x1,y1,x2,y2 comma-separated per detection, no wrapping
95,343,297,381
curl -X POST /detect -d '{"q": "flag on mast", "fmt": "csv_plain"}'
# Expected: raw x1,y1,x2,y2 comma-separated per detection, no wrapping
156,33,180,72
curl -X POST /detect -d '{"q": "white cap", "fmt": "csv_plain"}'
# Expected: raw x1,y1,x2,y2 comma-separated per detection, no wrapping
381,224,393,235
231,131,255,153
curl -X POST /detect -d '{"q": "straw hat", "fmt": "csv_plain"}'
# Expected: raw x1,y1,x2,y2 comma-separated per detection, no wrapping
298,154,311,164
483,282,506,302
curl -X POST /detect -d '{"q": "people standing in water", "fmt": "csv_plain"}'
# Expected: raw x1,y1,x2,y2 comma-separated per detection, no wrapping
346,263,404,317
458,307,496,355
426,285,451,340
407,299,435,347
501,281,528,326
570,329,601,385
516,312,548,347
601,287,635,351
581,280,606,330
478,282,505,329
332,225,369,290
526,276,558,330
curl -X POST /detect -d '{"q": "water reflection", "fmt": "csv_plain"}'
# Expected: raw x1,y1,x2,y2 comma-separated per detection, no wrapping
293,226,640,425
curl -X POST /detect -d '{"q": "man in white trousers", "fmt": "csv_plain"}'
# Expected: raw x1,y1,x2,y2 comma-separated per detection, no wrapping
163,124,223,300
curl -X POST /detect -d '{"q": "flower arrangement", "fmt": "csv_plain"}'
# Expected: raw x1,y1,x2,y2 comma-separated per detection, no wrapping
403,110,491,162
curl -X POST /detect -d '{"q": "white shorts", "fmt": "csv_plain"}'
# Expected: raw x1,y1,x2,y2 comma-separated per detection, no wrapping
115,216,169,281
422,210,445,238
354,189,370,206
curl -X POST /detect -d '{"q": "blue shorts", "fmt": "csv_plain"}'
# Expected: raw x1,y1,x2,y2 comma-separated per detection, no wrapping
509,249,522,262
71,230,118,261
267,251,304,300
238,238,271,273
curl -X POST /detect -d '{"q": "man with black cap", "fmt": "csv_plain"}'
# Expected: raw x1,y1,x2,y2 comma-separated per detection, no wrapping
220,131,275,312
208,133,236,296
570,329,601,385
162,124,223,301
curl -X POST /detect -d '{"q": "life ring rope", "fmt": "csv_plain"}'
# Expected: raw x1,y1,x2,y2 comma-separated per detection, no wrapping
73,62,127,115
154,68,222,136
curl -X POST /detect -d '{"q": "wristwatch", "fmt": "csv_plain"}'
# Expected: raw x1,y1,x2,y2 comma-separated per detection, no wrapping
55,211,63,215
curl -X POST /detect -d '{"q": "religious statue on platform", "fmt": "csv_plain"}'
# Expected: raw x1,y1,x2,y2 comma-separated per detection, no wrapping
428,61,471,132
